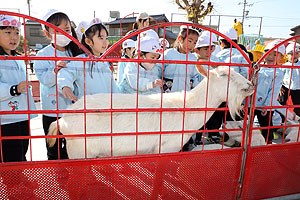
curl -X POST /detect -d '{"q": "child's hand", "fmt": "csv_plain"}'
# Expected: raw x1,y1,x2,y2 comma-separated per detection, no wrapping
153,79,163,88
62,87,78,102
17,81,32,93
279,87,285,96
54,61,67,74
261,109,268,116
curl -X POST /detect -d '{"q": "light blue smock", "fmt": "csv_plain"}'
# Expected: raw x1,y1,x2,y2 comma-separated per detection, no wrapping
158,48,200,92
117,56,129,85
0,59,37,125
119,62,161,94
255,67,284,110
216,48,249,78
57,54,120,99
34,45,73,117
282,61,300,90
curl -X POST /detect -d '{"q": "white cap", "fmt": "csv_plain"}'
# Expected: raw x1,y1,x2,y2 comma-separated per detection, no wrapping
180,25,201,35
159,38,170,48
79,18,102,34
264,41,286,55
42,9,65,30
221,27,237,40
76,21,89,40
122,39,135,49
201,31,218,43
137,12,149,21
135,37,162,54
139,29,159,40
286,43,300,54
0,15,21,29
195,33,216,48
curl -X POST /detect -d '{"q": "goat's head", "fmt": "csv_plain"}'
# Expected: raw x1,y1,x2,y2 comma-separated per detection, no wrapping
196,65,254,120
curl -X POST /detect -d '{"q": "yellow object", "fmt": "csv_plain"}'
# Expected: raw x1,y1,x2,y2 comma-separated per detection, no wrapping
233,21,243,40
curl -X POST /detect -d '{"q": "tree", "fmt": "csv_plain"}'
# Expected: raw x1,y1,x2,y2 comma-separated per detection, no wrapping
175,0,213,24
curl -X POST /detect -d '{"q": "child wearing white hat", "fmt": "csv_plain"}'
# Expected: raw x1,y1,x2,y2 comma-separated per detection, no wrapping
118,37,163,94
158,25,201,93
216,27,248,78
34,9,82,160
117,39,135,84
125,12,151,41
254,41,289,143
57,17,120,102
280,42,300,117
0,15,37,188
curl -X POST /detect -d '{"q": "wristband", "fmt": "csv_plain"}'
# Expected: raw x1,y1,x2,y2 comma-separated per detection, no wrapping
10,85,21,96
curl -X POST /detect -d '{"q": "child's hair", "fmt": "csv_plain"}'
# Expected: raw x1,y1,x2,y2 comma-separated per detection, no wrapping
0,26,19,56
45,13,82,57
220,39,238,49
81,23,109,78
132,50,147,59
173,28,200,49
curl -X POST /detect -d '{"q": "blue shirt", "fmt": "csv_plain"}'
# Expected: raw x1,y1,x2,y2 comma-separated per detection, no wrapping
282,61,300,90
216,48,249,78
0,59,37,125
255,67,284,110
117,57,129,85
158,48,200,92
57,54,120,99
119,62,161,94
34,45,73,117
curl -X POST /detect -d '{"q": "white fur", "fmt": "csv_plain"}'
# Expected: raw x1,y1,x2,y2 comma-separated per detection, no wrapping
279,120,300,143
223,121,265,146
47,66,254,159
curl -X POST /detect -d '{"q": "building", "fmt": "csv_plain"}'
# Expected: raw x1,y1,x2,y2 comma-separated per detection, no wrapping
24,20,50,50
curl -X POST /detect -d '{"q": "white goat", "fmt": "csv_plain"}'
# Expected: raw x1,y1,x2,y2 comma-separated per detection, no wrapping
47,66,254,159
223,121,265,147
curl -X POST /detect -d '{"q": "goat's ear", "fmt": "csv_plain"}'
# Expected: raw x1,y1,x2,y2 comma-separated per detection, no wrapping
196,64,208,77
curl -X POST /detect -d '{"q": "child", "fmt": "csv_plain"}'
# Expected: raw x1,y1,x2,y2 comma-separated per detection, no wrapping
117,39,135,85
254,41,285,144
216,27,248,78
125,12,151,41
280,43,300,116
58,18,120,102
118,37,163,94
34,9,81,160
0,15,37,192
159,25,201,93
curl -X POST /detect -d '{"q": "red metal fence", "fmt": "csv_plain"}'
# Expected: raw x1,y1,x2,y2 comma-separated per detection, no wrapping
0,11,299,199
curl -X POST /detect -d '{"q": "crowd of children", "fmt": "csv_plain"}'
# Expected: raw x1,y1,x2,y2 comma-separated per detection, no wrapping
1,10,300,167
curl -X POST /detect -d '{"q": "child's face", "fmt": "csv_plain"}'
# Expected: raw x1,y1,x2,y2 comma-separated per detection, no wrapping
48,19,71,38
195,46,214,60
87,29,109,57
287,52,300,62
125,47,135,58
179,33,198,54
0,27,20,55
264,51,283,65
143,52,160,60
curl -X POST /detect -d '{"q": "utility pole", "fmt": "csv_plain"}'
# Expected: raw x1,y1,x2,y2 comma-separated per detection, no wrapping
27,0,31,16
241,0,246,26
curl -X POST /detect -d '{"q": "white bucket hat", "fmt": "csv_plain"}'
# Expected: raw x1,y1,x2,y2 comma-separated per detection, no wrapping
135,37,162,54
82,18,103,34
221,27,237,40
0,15,21,29
286,43,300,54
195,34,216,48
122,39,135,49
201,31,218,43
264,41,286,55
42,9,66,30
139,29,159,40
76,21,89,40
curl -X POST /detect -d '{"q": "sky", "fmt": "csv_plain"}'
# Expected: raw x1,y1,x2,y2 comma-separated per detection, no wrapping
1,0,300,39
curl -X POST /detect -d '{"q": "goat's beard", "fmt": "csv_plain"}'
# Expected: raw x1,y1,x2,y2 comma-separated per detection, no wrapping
228,95,246,121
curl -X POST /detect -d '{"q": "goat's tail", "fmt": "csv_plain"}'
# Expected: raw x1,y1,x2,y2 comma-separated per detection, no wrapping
47,120,59,147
